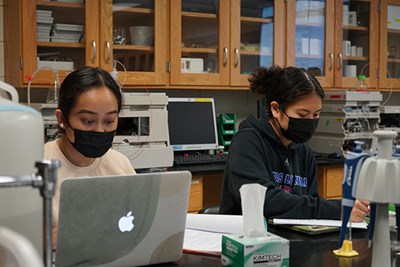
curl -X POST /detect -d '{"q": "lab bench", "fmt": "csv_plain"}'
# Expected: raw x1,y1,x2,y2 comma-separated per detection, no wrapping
170,155,345,213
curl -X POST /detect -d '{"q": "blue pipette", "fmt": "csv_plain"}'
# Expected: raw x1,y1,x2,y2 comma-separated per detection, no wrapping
338,141,370,250
368,203,376,247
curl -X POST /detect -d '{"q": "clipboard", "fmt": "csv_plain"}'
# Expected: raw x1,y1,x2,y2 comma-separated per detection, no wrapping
277,224,340,235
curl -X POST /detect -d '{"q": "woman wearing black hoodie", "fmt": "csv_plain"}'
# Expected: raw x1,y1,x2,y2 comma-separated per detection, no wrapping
220,66,368,222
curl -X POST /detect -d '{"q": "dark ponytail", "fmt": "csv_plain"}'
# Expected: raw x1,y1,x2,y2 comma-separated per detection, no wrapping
248,65,324,118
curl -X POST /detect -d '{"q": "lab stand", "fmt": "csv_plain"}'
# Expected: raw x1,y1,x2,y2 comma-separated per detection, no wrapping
0,160,59,267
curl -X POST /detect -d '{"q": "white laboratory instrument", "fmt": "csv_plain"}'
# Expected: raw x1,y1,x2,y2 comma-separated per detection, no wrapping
355,130,400,267
33,92,174,170
0,81,43,175
308,90,382,154
0,81,59,267
113,92,173,170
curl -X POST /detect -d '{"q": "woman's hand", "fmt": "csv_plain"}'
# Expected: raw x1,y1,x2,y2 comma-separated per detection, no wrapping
351,199,370,222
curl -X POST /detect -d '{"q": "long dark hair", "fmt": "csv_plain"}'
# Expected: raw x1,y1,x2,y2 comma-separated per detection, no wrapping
249,65,324,117
58,66,122,121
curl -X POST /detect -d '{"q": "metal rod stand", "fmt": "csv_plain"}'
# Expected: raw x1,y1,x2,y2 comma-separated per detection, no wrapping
0,159,59,267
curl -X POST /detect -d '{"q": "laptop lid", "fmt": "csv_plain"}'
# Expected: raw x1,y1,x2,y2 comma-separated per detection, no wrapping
55,171,191,267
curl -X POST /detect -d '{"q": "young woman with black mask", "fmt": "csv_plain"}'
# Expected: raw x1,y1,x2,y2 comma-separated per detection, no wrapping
44,66,135,246
220,66,369,222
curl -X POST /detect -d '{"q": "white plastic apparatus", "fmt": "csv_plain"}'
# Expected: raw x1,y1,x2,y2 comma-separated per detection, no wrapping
0,81,44,175
356,130,400,267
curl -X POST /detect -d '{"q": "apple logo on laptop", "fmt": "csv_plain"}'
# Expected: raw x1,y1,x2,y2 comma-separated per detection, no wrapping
118,211,135,232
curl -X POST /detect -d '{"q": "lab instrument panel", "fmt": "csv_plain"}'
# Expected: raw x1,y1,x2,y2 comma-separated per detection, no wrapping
32,92,173,170
308,90,382,154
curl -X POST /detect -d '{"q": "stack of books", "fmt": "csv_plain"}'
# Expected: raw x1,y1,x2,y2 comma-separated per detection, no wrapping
37,10,54,42
51,23,84,43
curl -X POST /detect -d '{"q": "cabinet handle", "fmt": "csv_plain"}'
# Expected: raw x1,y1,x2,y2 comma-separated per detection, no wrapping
223,47,228,67
234,48,239,67
92,40,97,64
329,53,333,71
338,53,343,71
105,41,111,64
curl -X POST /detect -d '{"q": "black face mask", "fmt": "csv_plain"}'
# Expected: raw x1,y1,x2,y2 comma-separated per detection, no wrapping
278,113,319,143
67,128,115,158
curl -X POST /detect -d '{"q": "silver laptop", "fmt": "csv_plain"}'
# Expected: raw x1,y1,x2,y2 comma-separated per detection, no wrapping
55,171,191,267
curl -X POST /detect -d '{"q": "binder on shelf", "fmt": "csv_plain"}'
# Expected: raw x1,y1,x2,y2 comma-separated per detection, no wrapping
217,114,237,153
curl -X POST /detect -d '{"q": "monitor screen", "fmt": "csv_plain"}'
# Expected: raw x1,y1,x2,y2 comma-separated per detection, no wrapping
167,98,219,151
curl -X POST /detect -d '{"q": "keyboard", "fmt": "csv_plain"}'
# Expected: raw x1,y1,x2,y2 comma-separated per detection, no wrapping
173,153,228,165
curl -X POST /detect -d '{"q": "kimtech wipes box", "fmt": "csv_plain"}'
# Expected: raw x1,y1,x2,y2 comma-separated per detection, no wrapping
221,232,289,267
225,184,289,266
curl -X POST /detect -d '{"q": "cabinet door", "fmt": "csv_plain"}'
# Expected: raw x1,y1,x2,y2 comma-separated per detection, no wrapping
379,0,400,89
334,0,379,89
18,0,94,86
230,0,285,87
100,0,167,86
287,0,334,87
170,0,230,86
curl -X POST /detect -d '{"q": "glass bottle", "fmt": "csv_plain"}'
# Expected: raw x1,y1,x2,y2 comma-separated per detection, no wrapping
46,70,60,104
354,74,368,92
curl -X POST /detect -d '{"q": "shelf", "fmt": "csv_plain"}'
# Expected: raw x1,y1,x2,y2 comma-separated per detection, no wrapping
387,58,400,63
113,45,154,52
343,25,369,31
343,56,369,61
296,23,324,28
181,47,217,54
181,11,217,19
240,16,272,23
37,41,85,48
37,0,84,9
388,28,400,34
240,50,272,56
295,54,323,59
112,6,153,14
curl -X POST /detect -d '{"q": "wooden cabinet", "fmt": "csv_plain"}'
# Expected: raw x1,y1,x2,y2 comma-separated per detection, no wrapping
188,175,203,213
286,0,379,89
170,0,284,87
4,0,398,90
229,0,285,87
5,0,283,89
4,0,167,88
317,165,343,199
101,0,168,86
187,173,224,213
379,0,400,89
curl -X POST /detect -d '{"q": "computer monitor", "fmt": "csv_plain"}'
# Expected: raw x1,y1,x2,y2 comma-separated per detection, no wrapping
167,97,219,152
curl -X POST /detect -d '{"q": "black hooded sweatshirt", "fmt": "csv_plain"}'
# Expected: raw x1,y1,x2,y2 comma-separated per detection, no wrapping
220,116,341,219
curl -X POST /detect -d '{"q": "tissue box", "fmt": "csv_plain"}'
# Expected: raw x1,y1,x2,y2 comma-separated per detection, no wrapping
221,232,289,267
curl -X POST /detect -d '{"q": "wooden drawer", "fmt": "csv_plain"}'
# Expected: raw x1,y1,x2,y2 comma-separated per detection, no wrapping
188,176,203,213
318,166,343,199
